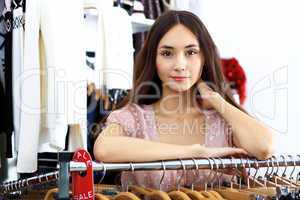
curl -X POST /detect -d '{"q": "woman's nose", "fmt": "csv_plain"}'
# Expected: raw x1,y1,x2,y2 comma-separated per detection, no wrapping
173,53,187,71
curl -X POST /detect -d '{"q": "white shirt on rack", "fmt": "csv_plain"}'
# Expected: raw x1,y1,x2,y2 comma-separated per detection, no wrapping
17,0,87,173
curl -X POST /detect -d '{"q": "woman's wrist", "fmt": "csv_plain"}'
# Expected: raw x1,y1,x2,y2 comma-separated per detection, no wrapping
209,92,227,113
189,144,207,158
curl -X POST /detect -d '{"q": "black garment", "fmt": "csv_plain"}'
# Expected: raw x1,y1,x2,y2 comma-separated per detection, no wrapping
0,81,5,133
141,0,162,19
3,11,13,158
133,32,147,58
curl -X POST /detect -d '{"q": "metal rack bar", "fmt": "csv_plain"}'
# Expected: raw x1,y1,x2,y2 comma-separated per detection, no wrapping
68,156,300,172
0,171,59,194
1,155,299,195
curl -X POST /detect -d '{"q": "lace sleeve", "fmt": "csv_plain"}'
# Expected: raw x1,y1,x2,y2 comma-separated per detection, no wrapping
105,104,145,138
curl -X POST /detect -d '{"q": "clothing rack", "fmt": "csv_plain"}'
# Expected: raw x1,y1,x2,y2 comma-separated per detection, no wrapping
1,151,300,199
58,150,300,199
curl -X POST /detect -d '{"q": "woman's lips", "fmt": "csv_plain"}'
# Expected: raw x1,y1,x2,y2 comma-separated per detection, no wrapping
171,76,189,82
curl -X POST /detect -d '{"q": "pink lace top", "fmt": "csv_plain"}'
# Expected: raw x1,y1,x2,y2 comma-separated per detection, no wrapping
105,103,234,191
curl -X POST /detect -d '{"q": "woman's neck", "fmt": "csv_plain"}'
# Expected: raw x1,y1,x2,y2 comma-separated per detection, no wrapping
153,86,201,117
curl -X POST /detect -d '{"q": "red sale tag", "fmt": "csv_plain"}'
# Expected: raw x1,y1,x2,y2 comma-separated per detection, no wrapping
72,149,94,200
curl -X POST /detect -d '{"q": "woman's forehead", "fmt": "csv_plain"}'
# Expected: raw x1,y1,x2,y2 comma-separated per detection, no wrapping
158,24,199,49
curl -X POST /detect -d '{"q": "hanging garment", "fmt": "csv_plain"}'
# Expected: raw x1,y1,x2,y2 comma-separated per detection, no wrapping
141,0,162,19
133,32,147,58
3,0,13,158
0,0,7,132
0,80,5,134
17,0,87,173
101,6,134,90
0,3,5,87
12,0,24,153
105,103,234,191
162,0,202,18
83,3,134,90
83,8,104,89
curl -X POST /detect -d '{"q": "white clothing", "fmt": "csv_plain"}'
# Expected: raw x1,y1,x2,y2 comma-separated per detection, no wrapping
12,3,24,152
17,0,87,173
101,6,134,90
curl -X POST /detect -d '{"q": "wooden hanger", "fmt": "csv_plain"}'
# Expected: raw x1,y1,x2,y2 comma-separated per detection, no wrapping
207,157,265,200
129,185,172,200
44,188,59,200
128,161,171,200
114,192,141,200
270,155,300,187
235,158,276,198
181,158,222,200
167,159,193,200
168,190,193,200
96,193,113,200
180,187,208,200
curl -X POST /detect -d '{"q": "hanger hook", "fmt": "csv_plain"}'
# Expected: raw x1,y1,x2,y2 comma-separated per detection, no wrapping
237,158,246,189
245,158,252,189
203,158,214,191
210,158,220,189
268,157,275,176
159,160,166,191
176,159,186,190
280,155,288,177
229,156,238,189
98,161,107,184
217,157,225,189
272,155,280,175
287,155,296,181
124,162,135,192
191,158,199,190
252,159,258,186
264,158,270,178
296,155,300,184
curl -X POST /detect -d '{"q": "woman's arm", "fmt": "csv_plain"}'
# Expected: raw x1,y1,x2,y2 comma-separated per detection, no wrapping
210,93,276,160
93,123,247,162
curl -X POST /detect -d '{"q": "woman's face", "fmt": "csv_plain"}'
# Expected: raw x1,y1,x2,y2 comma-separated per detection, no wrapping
156,24,204,93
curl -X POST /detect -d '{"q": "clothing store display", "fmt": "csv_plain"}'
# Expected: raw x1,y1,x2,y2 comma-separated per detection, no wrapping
17,0,87,173
101,6,134,90
4,156,300,199
106,103,233,191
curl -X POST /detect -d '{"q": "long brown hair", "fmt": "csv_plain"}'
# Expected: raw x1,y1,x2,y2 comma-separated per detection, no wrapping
117,10,246,113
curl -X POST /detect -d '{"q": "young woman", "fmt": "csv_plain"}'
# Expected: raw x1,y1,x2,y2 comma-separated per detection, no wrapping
94,10,275,191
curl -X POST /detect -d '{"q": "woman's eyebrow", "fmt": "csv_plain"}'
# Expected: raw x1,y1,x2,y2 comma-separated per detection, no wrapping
159,45,174,49
184,44,199,48
159,44,199,49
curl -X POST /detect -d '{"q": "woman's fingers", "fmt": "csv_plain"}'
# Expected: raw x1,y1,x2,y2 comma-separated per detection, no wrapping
206,147,248,158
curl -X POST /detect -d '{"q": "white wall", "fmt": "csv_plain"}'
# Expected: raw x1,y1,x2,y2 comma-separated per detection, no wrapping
194,0,300,154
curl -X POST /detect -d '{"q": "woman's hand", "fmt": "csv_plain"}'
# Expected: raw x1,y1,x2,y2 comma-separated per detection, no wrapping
203,146,248,158
196,79,221,110
192,144,248,158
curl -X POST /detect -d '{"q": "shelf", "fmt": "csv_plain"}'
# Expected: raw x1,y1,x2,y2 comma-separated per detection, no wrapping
131,17,154,33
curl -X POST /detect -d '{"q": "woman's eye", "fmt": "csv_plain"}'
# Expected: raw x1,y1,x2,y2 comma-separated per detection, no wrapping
186,49,199,56
160,51,172,57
